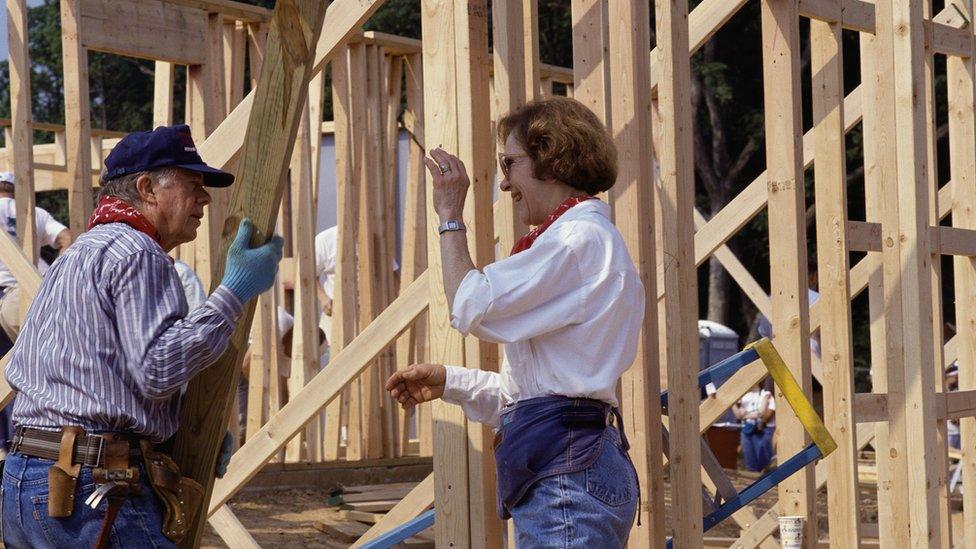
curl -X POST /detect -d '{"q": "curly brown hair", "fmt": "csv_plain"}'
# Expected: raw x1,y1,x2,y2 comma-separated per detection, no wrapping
496,96,617,195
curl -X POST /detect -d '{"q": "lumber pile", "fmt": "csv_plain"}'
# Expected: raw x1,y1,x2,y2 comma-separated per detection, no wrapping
313,482,433,547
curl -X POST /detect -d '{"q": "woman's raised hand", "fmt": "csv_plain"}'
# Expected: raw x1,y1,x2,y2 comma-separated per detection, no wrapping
385,363,448,409
426,148,470,221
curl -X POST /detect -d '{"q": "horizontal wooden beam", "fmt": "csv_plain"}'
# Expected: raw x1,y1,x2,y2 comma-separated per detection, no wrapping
847,220,882,252
207,271,430,514
799,0,973,57
78,0,209,65
855,390,976,423
930,226,976,256
165,0,272,22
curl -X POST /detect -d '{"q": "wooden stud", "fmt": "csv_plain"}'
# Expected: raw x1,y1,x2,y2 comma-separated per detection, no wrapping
326,45,357,462
453,1,502,544
153,61,175,127
287,101,321,462
420,1,471,545
491,0,530,258
948,1,976,544
398,52,432,457
7,0,36,267
859,25,911,547
570,0,609,124
810,9,860,545
61,0,94,236
224,21,247,112
208,504,261,549
883,0,945,544
606,1,665,546
171,2,330,544
760,0,816,541
75,0,208,65
655,0,702,546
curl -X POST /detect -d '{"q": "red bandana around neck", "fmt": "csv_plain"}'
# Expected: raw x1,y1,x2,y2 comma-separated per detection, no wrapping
87,196,162,245
510,195,598,255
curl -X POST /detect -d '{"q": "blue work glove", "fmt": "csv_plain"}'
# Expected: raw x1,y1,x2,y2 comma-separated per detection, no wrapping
215,430,233,479
221,218,284,304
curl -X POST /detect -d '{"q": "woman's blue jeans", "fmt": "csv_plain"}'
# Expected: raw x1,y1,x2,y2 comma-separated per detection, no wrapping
509,427,638,548
2,452,174,548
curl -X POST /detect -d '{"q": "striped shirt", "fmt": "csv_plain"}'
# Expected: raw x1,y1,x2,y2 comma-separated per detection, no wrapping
5,223,243,442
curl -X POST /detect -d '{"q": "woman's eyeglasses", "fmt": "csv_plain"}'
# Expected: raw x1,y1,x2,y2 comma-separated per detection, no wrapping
497,153,528,179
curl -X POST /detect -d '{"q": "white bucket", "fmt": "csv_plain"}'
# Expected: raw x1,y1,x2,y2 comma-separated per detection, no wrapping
778,515,804,548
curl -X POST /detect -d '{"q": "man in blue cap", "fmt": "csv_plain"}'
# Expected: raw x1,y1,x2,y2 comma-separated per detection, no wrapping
1,125,282,547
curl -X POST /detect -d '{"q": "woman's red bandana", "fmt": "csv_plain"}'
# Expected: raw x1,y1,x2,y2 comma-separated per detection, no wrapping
87,195,162,245
510,195,598,255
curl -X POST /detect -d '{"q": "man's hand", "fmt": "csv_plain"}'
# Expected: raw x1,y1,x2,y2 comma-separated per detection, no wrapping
322,295,333,316
385,363,447,409
221,218,284,303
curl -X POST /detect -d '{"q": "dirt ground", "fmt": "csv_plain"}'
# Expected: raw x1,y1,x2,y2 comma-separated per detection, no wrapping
200,468,890,548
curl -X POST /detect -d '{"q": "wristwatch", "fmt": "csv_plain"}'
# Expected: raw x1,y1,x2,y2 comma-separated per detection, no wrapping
438,220,466,234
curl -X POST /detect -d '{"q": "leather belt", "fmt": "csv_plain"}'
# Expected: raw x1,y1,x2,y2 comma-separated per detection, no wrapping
10,427,143,468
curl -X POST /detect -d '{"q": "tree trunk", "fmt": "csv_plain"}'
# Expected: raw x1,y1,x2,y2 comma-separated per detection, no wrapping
706,198,731,324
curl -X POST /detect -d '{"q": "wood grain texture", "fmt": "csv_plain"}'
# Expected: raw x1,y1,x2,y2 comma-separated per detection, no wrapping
606,1,665,545
655,0,702,546
172,2,329,545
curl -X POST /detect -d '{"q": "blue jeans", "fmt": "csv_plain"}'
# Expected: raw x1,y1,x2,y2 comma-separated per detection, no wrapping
741,427,775,472
2,452,175,548
509,429,638,548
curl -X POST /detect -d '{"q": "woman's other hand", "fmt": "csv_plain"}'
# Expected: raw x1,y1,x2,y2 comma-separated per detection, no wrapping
385,363,447,408
426,148,470,221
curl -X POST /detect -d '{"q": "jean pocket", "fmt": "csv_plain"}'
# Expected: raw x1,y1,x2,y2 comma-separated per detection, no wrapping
585,438,635,507
30,481,99,547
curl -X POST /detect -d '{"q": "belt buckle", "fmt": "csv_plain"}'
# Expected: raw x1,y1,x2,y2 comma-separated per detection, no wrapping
10,427,24,454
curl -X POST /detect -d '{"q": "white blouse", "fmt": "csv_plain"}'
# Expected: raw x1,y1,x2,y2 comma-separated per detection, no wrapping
442,200,645,428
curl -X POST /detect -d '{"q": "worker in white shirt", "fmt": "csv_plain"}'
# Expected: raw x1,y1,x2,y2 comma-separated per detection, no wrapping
0,171,72,340
385,97,642,546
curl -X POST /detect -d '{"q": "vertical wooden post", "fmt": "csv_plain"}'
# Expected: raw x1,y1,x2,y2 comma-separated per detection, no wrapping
522,0,541,100
454,0,502,544
288,102,321,462
882,0,945,544
308,70,326,206
345,40,369,461
760,1,816,543
570,0,610,125
859,19,911,549
383,53,405,457
172,1,329,544
360,43,386,460
194,12,229,293
246,291,272,440
949,1,976,543
7,0,36,264
224,21,247,113
398,52,432,457
655,0,701,546
491,0,530,258
606,1,665,546
61,0,94,236
326,47,358,461
153,61,175,128
810,11,860,547
421,0,471,545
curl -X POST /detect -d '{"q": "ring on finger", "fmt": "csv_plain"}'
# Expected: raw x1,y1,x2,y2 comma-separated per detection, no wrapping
438,163,451,175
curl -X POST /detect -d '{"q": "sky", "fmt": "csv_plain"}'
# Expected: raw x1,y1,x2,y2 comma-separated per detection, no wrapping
0,1,46,62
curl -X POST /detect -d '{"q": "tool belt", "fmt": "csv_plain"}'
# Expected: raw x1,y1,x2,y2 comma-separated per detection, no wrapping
11,426,203,546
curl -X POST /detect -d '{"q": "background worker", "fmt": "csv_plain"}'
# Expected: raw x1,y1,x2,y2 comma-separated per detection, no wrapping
0,171,73,457
1,125,283,547
385,97,642,546
732,382,776,472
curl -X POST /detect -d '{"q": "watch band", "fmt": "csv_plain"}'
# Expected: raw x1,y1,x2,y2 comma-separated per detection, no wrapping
438,220,466,234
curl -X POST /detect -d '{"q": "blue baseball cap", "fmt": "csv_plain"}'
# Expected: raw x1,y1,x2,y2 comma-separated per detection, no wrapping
103,124,234,187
